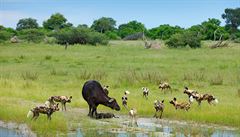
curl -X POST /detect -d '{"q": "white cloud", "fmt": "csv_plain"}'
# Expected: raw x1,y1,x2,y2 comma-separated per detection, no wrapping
0,10,29,28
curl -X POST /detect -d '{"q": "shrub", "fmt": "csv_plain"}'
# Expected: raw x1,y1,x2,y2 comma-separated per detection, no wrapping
166,31,201,48
45,55,52,60
88,32,108,45
166,33,186,48
209,74,223,85
105,31,121,40
0,30,14,42
18,29,45,43
53,27,109,45
44,37,57,44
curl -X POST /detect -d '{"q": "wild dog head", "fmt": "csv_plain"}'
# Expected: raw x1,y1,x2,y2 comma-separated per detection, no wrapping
169,97,177,105
66,96,72,103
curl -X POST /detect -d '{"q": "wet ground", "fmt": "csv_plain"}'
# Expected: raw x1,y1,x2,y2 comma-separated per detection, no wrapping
1,110,239,137
68,117,240,137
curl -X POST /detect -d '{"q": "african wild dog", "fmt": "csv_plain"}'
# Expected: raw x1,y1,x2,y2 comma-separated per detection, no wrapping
153,100,164,119
142,87,149,99
159,82,171,93
183,87,198,97
183,87,218,106
27,104,59,120
169,97,191,111
122,91,130,109
192,93,218,106
46,96,72,111
129,108,138,126
96,113,117,119
183,87,198,103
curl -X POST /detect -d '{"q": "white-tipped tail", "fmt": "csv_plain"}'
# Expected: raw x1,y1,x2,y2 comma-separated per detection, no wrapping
27,110,33,118
45,100,50,107
189,96,194,103
214,99,219,104
125,90,130,95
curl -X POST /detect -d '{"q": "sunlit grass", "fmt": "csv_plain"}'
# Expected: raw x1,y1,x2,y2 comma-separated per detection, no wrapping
0,41,239,135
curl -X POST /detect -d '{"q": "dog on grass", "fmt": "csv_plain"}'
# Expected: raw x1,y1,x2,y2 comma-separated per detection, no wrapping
27,104,59,120
45,96,72,111
169,97,191,111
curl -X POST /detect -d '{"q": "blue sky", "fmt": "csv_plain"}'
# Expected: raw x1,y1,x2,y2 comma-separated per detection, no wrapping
0,0,239,29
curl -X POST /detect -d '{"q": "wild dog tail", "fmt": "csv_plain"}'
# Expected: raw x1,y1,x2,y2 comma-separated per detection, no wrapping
214,98,219,104
45,100,50,107
27,110,33,118
189,95,194,103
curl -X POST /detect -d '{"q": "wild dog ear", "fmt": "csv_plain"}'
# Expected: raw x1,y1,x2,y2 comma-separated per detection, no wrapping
184,87,188,90
173,97,176,101
106,85,109,88
69,96,72,99
109,98,114,103
162,100,164,103
56,103,59,107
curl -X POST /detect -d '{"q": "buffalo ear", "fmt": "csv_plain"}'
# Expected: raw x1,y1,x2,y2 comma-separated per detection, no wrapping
109,98,114,103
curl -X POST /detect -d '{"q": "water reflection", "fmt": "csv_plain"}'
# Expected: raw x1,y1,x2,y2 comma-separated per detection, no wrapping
0,127,21,137
70,118,239,137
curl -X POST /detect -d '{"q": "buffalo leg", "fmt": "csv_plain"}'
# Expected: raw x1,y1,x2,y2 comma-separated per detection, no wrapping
88,105,92,116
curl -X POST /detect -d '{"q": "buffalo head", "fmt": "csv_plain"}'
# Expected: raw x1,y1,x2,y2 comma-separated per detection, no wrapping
107,98,120,111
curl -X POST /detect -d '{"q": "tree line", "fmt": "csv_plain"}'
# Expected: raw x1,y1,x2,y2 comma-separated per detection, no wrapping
0,8,239,48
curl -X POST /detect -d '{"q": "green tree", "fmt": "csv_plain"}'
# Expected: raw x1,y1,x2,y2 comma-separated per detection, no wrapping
16,18,39,30
77,24,88,28
148,24,183,40
201,18,222,40
91,17,116,33
43,13,72,30
118,21,146,38
222,8,240,33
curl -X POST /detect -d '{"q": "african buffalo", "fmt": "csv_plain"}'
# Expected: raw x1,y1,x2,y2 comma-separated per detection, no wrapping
82,80,120,118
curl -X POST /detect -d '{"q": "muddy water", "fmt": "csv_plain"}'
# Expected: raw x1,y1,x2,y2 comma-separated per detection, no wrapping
69,117,240,137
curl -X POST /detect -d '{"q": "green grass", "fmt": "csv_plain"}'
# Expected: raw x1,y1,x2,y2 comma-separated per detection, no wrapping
0,41,240,136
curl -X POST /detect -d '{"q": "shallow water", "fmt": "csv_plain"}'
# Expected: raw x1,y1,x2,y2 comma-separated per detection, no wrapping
0,127,22,137
69,118,240,137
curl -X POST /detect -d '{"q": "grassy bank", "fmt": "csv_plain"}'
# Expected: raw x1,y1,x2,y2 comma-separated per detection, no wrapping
0,41,239,136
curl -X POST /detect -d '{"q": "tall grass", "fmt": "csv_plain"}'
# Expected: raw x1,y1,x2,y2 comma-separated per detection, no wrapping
21,72,39,81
